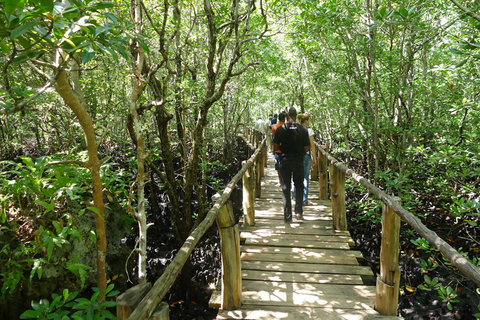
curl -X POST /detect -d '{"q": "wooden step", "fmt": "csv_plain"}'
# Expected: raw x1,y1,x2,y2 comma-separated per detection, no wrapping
241,261,374,278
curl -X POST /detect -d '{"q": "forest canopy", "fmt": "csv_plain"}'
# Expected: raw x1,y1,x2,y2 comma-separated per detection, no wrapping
1,0,479,318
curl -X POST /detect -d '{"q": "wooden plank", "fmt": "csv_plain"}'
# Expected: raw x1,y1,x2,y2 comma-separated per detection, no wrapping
241,252,360,265
241,245,363,259
247,220,334,229
241,231,354,244
244,237,350,249
217,306,403,320
249,211,332,219
242,269,365,284
242,261,374,278
241,281,376,308
240,226,351,237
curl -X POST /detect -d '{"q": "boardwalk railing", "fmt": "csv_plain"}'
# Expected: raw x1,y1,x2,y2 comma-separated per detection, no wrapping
314,142,480,316
116,129,267,320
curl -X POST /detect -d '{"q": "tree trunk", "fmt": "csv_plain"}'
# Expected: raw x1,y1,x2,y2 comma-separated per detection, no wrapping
56,70,107,298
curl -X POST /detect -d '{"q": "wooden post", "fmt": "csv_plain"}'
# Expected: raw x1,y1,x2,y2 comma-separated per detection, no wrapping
329,163,346,231
116,282,152,320
318,150,328,200
255,155,261,198
213,194,242,310
150,302,169,320
242,160,255,226
375,197,401,316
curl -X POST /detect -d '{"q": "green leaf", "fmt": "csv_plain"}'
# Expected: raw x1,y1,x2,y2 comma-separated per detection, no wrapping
450,48,464,55
104,12,118,23
466,220,478,226
0,40,11,53
10,21,40,40
19,156,35,170
379,7,387,18
34,199,55,213
87,206,100,215
114,45,128,59
136,37,149,53
47,239,54,261
399,7,408,18
11,50,43,64
20,310,42,319
38,0,54,13
6,0,26,17
89,1,115,10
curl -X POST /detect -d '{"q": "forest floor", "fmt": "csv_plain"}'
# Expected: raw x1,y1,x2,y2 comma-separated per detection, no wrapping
347,191,480,320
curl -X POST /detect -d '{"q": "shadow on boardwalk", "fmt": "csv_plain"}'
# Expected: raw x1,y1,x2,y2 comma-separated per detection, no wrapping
212,154,402,320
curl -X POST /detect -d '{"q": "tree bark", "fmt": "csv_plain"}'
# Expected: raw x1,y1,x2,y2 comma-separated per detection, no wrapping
56,70,107,298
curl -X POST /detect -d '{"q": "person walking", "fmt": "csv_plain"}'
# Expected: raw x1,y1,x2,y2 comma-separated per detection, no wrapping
273,107,310,222
298,113,316,206
272,111,286,186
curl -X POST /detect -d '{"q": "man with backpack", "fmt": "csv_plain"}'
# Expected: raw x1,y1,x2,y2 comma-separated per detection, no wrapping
273,107,310,222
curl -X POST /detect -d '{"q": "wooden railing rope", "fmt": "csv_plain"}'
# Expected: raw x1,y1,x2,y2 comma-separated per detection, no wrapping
121,132,266,320
314,142,480,315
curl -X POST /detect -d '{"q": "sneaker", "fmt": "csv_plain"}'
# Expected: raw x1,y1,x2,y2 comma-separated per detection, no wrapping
295,214,304,220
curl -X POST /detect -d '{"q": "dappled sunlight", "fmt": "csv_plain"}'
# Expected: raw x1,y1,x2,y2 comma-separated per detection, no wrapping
218,309,290,319
231,161,380,318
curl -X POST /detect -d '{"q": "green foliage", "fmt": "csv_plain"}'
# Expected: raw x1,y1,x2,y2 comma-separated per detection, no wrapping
450,197,480,226
351,197,382,224
437,285,459,311
418,275,441,292
411,238,436,254
0,153,113,301
66,256,91,289
418,276,459,311
20,284,118,319
418,258,438,273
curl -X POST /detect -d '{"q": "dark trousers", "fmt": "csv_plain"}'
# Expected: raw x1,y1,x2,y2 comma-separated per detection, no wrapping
279,159,304,221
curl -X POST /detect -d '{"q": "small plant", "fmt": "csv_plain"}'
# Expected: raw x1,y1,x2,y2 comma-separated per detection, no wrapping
411,237,437,254
418,257,438,273
20,284,119,319
437,285,459,311
351,199,382,224
418,275,441,291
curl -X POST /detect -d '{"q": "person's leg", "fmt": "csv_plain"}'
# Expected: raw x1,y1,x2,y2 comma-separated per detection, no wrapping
292,160,304,217
274,153,282,185
303,154,312,204
279,161,293,221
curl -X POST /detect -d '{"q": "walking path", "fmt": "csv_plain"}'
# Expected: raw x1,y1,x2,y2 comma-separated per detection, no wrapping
212,153,400,319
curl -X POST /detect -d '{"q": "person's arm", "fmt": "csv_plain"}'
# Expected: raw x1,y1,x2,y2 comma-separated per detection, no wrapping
303,128,311,153
274,143,281,152
310,135,316,166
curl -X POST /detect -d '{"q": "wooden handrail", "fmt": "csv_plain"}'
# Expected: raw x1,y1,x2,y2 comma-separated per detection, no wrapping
126,135,266,320
314,142,480,287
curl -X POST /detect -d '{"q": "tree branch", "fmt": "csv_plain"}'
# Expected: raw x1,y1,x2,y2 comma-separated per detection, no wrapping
0,81,54,116
449,0,480,23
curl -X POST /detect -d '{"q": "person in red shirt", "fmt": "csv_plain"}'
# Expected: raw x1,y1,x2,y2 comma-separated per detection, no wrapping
272,111,286,185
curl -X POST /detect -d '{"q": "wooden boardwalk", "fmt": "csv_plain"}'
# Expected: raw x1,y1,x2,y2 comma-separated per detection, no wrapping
213,154,400,319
